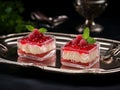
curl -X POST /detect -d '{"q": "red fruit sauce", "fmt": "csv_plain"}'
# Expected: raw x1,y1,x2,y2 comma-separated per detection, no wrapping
18,49,53,58
61,58,98,66
63,35,97,54
19,29,52,46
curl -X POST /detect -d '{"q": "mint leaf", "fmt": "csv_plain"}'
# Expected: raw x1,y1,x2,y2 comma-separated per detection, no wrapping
81,27,96,44
87,37,96,44
39,27,47,33
82,27,90,39
25,25,34,31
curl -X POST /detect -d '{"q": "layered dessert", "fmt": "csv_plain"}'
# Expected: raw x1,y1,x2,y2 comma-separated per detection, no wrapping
61,28,100,68
17,28,56,61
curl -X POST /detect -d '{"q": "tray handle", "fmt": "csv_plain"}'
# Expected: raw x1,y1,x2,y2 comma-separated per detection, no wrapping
0,44,8,52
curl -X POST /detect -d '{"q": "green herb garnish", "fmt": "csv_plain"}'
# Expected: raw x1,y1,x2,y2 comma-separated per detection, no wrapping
82,27,96,44
25,25,47,33
38,28,47,33
25,25,34,31
87,36,96,44
82,27,90,39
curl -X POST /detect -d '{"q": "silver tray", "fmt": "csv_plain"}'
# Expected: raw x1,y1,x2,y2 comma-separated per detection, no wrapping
0,32,120,74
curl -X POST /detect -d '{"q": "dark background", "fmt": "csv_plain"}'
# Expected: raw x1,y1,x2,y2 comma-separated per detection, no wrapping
0,0,120,90
22,0,119,19
21,0,120,40
1,0,120,40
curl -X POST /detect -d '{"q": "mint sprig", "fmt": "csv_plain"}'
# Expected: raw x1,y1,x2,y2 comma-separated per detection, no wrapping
38,28,47,33
25,25,47,33
87,37,96,44
25,25,34,32
82,27,96,44
82,27,90,39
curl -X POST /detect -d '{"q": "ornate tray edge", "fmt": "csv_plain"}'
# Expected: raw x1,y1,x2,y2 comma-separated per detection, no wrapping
0,32,120,74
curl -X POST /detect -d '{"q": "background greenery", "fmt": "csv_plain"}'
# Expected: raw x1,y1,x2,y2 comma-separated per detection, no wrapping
0,0,35,35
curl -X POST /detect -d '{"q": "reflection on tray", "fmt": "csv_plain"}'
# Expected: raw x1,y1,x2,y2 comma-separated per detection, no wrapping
17,56,56,67
61,62,100,70
17,55,100,71
0,32,120,74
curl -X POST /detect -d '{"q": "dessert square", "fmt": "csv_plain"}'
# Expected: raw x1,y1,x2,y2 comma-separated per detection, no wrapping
61,34,100,69
17,29,56,61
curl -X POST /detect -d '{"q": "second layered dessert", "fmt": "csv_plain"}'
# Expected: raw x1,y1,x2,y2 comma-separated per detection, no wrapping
61,28,100,68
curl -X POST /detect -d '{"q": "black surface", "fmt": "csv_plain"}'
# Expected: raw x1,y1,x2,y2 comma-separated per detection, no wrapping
0,62,120,90
0,64,120,90
0,0,120,90
21,0,120,40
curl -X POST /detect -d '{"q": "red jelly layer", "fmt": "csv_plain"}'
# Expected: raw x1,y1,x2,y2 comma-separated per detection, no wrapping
19,29,53,46
62,44,97,54
62,34,97,54
18,49,54,58
61,57,98,67
19,36,53,46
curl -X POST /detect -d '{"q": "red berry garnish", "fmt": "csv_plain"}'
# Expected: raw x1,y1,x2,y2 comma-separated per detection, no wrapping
28,29,43,41
72,35,82,45
65,41,72,47
78,39,87,47
72,38,79,45
76,34,82,40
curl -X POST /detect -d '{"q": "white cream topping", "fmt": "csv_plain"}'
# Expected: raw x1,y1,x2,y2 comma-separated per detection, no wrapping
18,40,56,54
62,47,99,63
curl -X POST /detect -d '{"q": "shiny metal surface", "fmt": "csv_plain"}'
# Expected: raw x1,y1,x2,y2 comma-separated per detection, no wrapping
0,32,120,74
